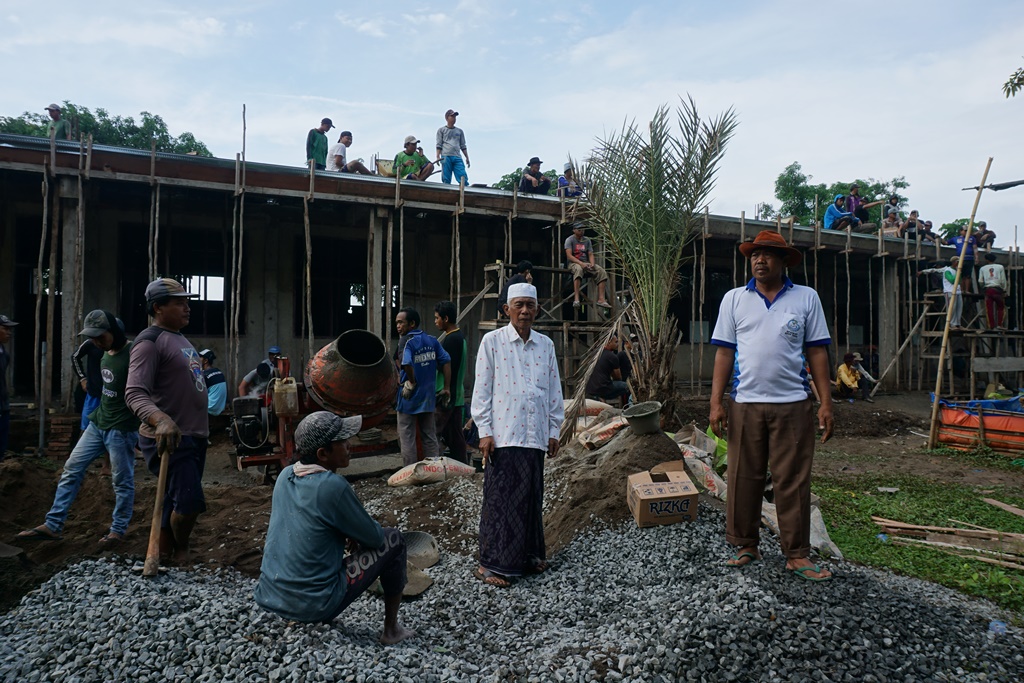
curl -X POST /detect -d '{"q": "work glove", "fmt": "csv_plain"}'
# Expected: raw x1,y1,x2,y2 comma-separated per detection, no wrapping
401,380,415,399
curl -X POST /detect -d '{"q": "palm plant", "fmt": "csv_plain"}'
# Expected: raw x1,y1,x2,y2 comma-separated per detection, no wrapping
564,97,737,434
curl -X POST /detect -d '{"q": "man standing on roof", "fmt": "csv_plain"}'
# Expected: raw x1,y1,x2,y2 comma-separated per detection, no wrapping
254,411,414,643
0,314,18,462
824,194,859,230
200,350,227,416
519,157,551,195
394,308,450,466
17,310,139,545
471,282,564,588
126,278,208,564
45,103,72,141
433,301,468,465
557,163,583,198
306,118,334,170
947,225,977,294
239,346,282,399
327,130,373,175
978,252,1008,330
710,230,834,582
435,109,470,186
394,135,434,181
565,223,611,310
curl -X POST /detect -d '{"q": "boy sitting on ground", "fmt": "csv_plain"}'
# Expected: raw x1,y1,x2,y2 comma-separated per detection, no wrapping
254,411,415,644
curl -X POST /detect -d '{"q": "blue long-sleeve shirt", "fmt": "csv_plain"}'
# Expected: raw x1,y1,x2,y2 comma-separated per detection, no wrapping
824,203,854,229
255,466,384,622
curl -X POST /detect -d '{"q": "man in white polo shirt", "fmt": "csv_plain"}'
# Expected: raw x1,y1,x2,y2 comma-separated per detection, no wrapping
709,230,835,582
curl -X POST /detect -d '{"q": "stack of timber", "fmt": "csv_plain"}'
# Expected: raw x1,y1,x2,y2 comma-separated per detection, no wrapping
873,515,1024,571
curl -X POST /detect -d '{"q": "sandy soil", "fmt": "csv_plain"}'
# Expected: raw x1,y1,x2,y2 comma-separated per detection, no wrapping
2,392,1022,615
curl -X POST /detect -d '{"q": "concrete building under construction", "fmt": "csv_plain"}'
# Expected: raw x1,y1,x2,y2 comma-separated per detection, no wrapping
1,133,1021,445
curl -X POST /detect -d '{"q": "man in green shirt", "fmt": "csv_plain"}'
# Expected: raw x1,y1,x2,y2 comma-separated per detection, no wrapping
45,103,72,141
305,117,333,170
17,310,140,545
394,135,434,181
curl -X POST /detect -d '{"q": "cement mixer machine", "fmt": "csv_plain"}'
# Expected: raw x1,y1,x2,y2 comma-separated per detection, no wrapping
230,330,398,480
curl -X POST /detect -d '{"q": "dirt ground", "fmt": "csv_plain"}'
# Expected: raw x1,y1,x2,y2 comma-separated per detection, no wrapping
3,392,1023,615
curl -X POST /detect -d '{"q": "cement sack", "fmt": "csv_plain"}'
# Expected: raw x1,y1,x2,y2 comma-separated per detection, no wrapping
761,501,843,560
682,454,727,501
565,398,614,417
577,416,629,450
387,457,477,487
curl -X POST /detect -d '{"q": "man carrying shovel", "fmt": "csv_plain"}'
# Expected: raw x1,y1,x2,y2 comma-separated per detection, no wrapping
126,278,208,565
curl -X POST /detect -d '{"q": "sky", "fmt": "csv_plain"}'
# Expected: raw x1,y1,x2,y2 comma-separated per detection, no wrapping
3,0,1024,246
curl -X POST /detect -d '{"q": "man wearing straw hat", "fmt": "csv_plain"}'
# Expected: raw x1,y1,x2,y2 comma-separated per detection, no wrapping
709,230,834,582
471,282,563,588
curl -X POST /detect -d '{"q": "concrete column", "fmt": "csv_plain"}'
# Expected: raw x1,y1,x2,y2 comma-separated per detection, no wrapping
366,208,386,337
59,177,79,411
877,257,898,385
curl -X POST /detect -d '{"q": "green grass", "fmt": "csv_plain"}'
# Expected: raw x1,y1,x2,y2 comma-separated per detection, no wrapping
925,445,1024,475
814,474,1024,617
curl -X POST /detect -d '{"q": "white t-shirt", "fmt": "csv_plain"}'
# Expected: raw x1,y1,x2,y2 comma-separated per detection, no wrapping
326,142,348,172
711,278,831,403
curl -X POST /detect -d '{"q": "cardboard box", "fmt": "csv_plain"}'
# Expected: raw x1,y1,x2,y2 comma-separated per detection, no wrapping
626,468,699,528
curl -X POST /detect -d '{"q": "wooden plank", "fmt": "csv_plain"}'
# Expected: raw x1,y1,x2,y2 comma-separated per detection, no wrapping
982,498,1024,519
972,357,1024,372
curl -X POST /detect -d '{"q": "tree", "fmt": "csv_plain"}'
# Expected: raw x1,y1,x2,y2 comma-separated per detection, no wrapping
491,167,560,196
569,96,738,424
939,218,969,240
760,162,909,225
0,101,212,156
1003,60,1024,98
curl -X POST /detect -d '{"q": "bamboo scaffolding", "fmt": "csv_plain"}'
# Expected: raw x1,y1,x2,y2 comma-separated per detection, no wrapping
34,158,48,403
44,182,60,406
303,197,314,362
385,212,393,352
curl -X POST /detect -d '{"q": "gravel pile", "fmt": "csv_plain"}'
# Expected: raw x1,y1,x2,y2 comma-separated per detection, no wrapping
2,502,1022,682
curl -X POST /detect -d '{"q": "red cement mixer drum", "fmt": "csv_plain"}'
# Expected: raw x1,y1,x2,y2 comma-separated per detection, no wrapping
304,330,398,429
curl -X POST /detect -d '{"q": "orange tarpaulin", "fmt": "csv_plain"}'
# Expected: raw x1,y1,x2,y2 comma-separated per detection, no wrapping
938,407,1024,454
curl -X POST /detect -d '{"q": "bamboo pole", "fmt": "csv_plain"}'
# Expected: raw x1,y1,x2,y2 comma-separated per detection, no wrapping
690,241,697,394
928,157,993,449
845,249,851,354
697,227,706,396
385,212,393,351
871,308,928,396
399,206,405,308
456,212,462,313
34,158,49,403
303,197,315,363
44,183,60,406
740,211,748,283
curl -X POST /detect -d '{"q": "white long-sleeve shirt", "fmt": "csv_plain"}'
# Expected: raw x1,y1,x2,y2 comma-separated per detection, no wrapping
471,323,564,450
978,262,1008,292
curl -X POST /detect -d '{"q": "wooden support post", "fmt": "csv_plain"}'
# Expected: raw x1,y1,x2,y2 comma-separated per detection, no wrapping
84,134,93,180
385,212,394,352
399,207,405,308
44,183,60,406
775,216,781,234
303,197,315,363
34,158,49,403
704,206,711,238
787,216,794,246
697,228,706,395
872,308,928,396
394,170,402,208
367,209,384,337
740,211,748,282
49,127,57,174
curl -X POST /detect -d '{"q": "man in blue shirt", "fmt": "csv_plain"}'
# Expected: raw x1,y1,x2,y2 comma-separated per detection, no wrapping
199,350,227,416
823,193,859,230
947,225,978,294
710,230,834,582
255,411,414,643
395,308,451,466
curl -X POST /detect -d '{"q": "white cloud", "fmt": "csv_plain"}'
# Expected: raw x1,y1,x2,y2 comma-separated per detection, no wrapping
337,14,388,38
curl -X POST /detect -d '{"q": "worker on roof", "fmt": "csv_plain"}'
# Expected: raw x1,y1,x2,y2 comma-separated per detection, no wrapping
306,118,333,170
823,194,859,231
393,135,434,181
519,157,552,195
44,103,72,141
435,109,470,186
327,130,373,175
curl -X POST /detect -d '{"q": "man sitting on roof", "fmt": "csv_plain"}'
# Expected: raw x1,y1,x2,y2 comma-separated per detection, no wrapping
824,194,859,230
519,157,552,195
974,221,996,250
557,163,583,198
394,135,434,181
845,184,883,226
327,131,373,175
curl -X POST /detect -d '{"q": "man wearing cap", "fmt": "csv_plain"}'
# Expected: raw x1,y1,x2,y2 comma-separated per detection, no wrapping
394,308,450,467
564,222,611,309
710,230,834,582
239,346,282,399
435,109,470,185
557,163,583,198
0,314,18,461
255,411,414,643
496,260,533,318
919,257,965,329
519,157,552,195
835,352,874,403
200,350,227,416
978,252,1008,330
327,130,373,175
126,278,208,563
306,118,334,170
824,194,859,230
975,221,996,250
394,135,434,181
17,310,139,544
946,226,978,294
45,103,72,141
471,282,564,588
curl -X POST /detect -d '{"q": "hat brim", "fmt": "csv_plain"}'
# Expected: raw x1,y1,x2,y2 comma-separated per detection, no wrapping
335,415,363,442
737,242,802,267
79,326,107,338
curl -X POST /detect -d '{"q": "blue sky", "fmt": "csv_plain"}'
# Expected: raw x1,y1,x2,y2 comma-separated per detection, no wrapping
4,0,1024,245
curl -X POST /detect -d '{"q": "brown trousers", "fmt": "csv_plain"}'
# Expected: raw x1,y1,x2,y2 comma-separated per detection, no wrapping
726,399,815,559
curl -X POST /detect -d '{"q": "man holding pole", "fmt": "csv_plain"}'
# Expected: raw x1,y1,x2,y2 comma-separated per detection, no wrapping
126,278,208,564
709,231,834,582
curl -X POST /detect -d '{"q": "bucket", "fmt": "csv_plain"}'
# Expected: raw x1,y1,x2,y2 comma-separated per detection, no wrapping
622,401,663,435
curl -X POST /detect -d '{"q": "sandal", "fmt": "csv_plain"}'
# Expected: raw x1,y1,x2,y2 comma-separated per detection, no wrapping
16,525,63,542
788,564,832,582
525,558,549,574
98,532,125,546
473,567,510,588
724,550,760,568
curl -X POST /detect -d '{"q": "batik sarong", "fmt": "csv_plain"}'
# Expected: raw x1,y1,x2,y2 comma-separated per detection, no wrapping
478,446,546,576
